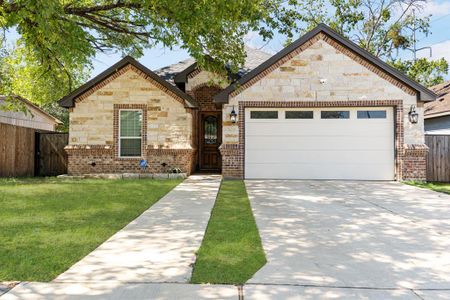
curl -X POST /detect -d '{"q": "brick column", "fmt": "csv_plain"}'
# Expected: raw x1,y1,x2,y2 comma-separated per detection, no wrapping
402,144,428,181
219,144,243,179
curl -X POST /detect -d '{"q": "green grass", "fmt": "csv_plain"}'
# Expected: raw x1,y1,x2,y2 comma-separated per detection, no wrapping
0,177,181,281
191,180,266,284
405,181,450,195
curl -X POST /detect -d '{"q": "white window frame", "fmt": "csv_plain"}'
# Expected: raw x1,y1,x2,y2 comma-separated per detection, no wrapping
118,109,143,158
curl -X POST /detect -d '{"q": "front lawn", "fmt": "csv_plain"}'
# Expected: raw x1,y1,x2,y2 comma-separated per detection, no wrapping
191,180,266,284
0,177,181,281
405,181,450,195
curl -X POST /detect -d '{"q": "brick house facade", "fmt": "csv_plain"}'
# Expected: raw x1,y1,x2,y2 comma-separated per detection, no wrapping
60,24,435,181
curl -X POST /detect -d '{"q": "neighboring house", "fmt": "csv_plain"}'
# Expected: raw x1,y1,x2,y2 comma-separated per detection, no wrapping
425,81,450,135
0,95,62,177
59,24,436,181
0,95,61,131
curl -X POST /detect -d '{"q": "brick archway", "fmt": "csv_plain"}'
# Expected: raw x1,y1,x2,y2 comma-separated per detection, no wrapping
191,84,222,112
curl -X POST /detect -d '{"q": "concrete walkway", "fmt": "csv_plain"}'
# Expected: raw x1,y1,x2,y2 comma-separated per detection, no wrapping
246,180,450,295
52,175,221,284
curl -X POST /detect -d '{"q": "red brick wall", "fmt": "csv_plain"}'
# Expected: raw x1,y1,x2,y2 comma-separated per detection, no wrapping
219,144,243,178
402,145,428,181
190,85,222,112
66,146,195,175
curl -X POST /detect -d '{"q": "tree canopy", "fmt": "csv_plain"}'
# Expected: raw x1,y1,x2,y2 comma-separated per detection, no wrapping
296,0,448,86
0,0,305,105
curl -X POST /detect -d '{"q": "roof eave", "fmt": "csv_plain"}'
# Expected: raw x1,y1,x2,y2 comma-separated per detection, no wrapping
173,62,198,84
425,110,450,119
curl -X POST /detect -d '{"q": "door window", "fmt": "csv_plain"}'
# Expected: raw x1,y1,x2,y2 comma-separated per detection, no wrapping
204,116,218,144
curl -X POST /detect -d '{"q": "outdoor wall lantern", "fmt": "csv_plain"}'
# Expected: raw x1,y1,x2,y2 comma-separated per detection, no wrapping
408,105,419,124
230,105,237,123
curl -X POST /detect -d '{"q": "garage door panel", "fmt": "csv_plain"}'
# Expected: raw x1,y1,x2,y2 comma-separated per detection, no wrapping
245,163,395,180
244,107,395,180
245,149,394,164
246,123,393,136
246,136,393,151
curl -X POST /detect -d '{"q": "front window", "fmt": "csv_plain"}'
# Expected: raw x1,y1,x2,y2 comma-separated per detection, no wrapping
119,110,142,157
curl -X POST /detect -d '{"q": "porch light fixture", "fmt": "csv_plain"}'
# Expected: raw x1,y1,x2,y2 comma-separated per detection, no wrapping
230,105,237,123
408,105,419,124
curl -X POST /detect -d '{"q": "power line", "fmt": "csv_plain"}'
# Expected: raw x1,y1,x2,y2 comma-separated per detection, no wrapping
430,13,450,24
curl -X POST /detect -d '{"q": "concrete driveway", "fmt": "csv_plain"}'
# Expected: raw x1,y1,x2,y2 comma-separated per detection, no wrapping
245,180,450,295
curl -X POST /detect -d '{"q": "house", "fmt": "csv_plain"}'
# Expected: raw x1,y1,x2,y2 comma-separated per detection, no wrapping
425,81,450,134
59,24,436,181
0,95,61,131
0,95,62,177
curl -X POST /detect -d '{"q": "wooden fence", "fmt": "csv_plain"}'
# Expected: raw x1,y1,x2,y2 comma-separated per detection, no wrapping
0,123,36,177
36,133,69,176
426,134,450,182
0,123,68,177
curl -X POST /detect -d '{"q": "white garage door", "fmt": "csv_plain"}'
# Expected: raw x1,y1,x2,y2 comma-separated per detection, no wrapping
245,107,395,180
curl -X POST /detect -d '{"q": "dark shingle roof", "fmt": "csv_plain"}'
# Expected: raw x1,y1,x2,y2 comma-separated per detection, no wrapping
154,46,272,85
425,81,450,119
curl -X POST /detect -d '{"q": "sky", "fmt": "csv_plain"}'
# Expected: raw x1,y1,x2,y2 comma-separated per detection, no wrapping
5,0,450,80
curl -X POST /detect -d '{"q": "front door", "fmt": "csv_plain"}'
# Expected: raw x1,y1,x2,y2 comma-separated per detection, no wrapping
199,112,222,171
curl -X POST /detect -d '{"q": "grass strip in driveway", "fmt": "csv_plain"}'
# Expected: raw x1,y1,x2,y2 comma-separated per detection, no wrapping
0,177,181,282
191,180,266,284
405,181,450,195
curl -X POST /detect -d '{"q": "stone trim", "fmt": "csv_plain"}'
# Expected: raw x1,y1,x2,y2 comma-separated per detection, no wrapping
75,64,188,107
229,33,415,99
222,100,405,180
113,104,148,160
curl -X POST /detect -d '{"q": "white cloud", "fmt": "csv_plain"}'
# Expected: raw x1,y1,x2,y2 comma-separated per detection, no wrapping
418,0,450,17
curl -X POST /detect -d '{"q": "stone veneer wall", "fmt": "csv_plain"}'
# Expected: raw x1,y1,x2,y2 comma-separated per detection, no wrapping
67,65,195,175
220,33,428,181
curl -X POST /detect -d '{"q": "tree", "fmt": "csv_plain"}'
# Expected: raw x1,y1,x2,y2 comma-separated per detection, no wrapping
0,0,306,105
390,58,448,87
296,0,448,87
298,0,429,59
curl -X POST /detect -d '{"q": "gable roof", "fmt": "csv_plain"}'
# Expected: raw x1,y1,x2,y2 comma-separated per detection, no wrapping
0,95,62,124
59,56,198,109
169,46,272,85
425,81,450,119
154,57,196,85
214,24,437,103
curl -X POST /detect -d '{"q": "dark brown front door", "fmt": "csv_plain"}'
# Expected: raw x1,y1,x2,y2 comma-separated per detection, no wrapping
199,112,222,171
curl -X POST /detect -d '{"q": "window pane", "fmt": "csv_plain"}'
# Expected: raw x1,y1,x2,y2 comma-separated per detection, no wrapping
120,111,142,137
357,110,387,119
285,111,313,119
250,111,278,119
321,111,350,119
120,138,141,157
204,116,218,145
